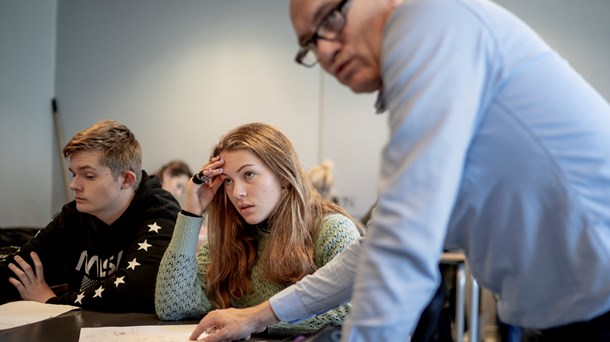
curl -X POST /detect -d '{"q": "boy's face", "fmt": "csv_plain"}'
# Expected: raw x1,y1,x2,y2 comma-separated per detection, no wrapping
68,150,128,224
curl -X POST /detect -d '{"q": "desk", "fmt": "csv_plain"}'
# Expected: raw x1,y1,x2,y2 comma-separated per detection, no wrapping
0,310,284,342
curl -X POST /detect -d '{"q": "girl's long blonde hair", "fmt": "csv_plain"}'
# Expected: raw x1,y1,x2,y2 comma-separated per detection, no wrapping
205,122,361,308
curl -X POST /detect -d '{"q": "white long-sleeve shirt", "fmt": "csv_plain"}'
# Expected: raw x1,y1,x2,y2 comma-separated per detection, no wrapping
272,0,610,340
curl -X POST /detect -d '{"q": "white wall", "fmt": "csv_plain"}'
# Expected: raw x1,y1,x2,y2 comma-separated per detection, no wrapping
495,0,610,100
53,0,323,210
54,1,318,176
1,0,609,227
53,0,386,217
0,0,57,227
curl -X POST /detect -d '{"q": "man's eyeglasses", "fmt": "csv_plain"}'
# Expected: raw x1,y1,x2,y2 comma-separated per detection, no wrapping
294,0,351,67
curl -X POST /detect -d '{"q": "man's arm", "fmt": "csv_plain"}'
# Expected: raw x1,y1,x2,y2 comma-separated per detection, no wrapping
263,214,361,336
270,237,362,323
192,239,363,341
343,1,490,339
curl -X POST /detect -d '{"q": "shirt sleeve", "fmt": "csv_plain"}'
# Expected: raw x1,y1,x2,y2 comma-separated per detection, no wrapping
270,238,363,323
268,214,361,335
155,213,213,320
343,1,491,340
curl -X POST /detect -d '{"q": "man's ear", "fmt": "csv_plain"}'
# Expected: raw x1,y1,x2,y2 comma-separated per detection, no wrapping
121,171,137,189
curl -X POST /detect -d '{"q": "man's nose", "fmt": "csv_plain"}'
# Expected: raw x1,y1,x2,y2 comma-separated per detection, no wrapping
316,39,341,67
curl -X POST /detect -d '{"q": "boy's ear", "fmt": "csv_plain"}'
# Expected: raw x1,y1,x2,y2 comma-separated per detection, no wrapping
121,171,137,189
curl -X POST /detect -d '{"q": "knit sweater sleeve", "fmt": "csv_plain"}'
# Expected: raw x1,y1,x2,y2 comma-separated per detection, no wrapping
267,213,361,336
155,212,214,320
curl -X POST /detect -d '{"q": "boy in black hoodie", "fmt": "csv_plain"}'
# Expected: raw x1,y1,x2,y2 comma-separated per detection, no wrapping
0,120,179,313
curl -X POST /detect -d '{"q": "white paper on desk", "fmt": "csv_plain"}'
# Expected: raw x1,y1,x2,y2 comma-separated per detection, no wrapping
0,300,81,330
79,325,212,342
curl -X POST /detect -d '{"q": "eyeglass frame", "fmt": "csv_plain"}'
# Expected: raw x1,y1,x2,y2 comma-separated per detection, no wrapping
294,0,351,67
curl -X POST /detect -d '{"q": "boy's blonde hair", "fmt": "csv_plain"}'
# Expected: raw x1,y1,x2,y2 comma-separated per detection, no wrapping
63,120,142,189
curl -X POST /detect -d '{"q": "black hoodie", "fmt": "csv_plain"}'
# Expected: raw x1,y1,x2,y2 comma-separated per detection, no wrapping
0,171,179,313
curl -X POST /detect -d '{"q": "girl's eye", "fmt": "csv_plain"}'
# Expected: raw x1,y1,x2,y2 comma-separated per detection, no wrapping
244,171,255,179
223,178,233,185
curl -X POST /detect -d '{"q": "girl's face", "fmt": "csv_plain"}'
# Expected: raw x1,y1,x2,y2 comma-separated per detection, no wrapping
219,149,284,225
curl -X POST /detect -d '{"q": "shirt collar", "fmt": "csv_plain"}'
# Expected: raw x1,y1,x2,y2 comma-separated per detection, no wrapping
374,90,386,114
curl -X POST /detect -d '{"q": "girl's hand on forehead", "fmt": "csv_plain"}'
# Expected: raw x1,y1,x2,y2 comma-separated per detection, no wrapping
185,157,225,215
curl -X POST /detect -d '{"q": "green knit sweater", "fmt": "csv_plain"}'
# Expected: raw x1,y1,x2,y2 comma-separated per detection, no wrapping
155,212,360,336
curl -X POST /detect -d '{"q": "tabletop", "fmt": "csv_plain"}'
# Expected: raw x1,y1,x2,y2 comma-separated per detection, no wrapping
0,309,287,342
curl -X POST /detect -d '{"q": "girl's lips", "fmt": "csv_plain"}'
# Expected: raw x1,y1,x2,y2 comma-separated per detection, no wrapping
240,206,255,216
239,203,254,211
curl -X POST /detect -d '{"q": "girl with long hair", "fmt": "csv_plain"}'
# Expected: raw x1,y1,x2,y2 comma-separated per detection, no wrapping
155,122,362,337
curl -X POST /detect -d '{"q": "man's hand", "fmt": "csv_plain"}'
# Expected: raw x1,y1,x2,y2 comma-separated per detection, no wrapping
8,251,56,303
191,301,279,341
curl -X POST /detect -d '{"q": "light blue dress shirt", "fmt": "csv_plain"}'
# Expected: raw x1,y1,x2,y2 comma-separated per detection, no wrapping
272,0,610,340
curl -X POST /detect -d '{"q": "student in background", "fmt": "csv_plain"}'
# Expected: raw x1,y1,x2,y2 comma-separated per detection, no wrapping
155,122,362,337
0,120,180,313
307,160,339,204
194,0,610,341
155,160,193,202
154,160,209,250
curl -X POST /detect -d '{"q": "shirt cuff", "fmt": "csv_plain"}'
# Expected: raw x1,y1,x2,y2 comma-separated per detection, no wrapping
170,212,204,253
181,209,202,218
269,286,313,324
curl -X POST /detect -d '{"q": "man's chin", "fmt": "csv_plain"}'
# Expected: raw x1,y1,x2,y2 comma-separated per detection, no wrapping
341,75,381,94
